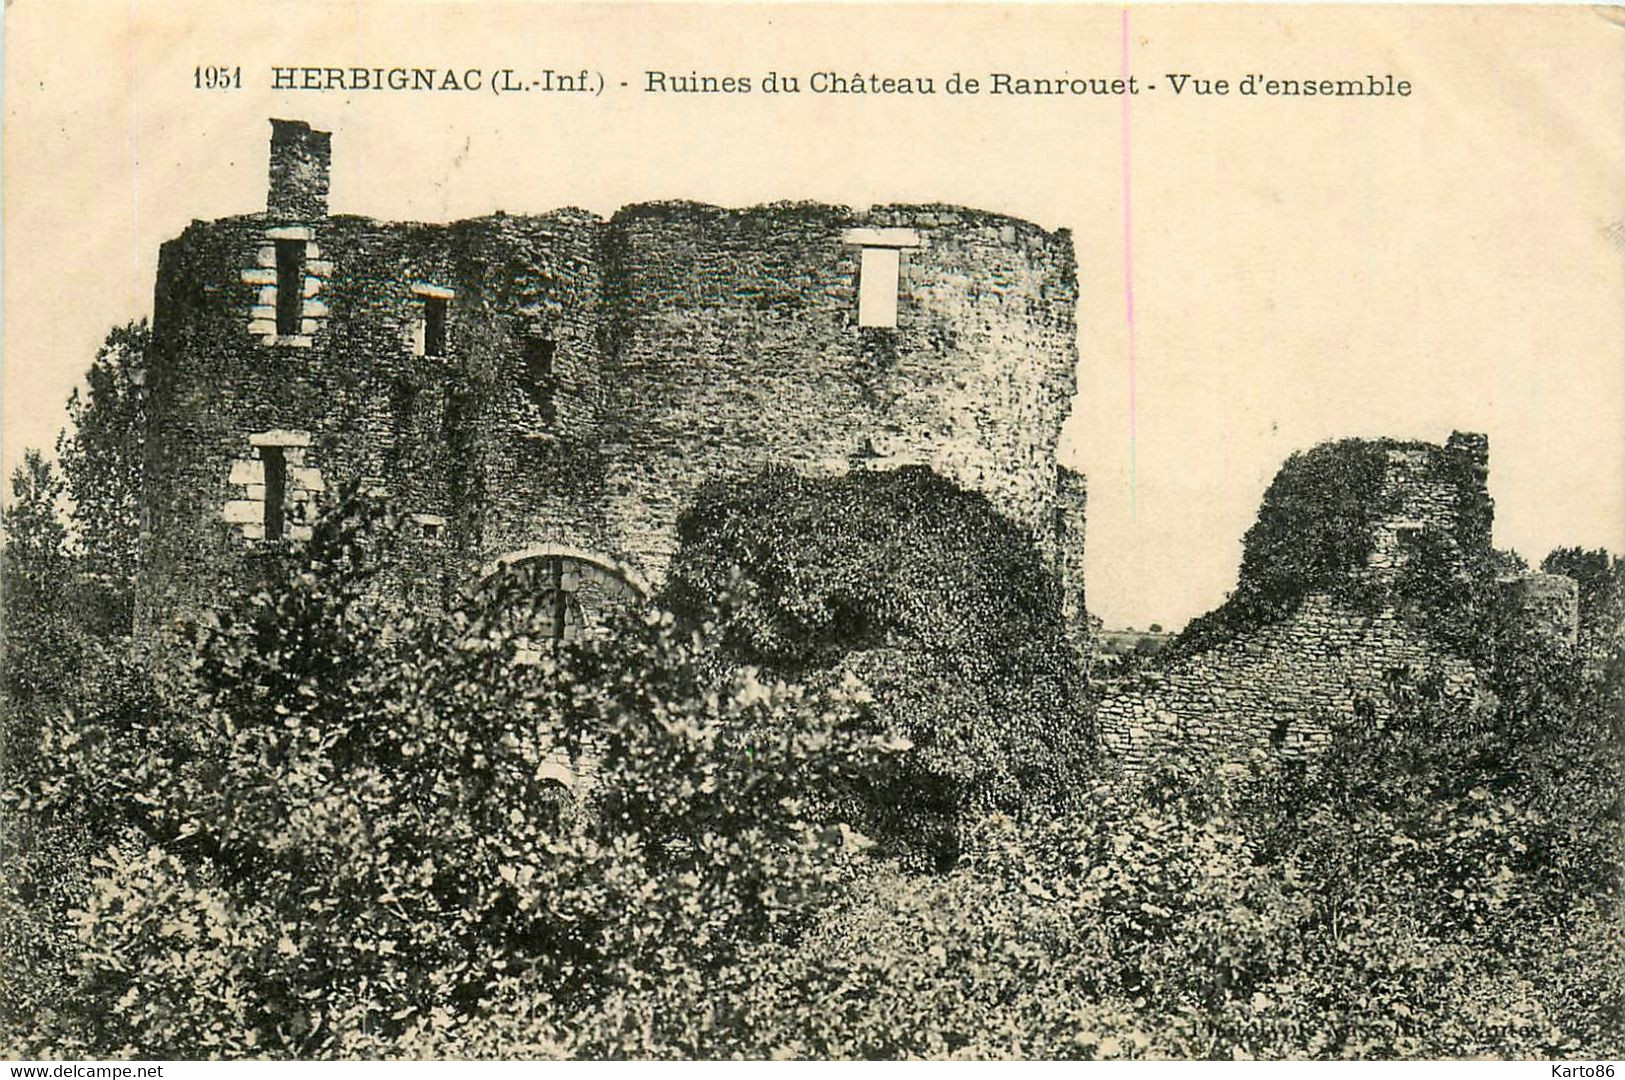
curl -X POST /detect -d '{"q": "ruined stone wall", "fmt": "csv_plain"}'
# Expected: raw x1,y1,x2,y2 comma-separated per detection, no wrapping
1054,465,1089,655
138,120,1083,647
1093,431,1577,769
1092,435,1495,769
142,215,365,643
137,203,616,643
1367,431,1491,576
1095,592,1480,768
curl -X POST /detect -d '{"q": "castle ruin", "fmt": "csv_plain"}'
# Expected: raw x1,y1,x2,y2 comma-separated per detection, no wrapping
134,118,1578,771
136,120,1086,649
1096,432,1579,767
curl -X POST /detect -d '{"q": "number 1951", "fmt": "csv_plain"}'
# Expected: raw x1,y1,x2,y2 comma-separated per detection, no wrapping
194,66,242,90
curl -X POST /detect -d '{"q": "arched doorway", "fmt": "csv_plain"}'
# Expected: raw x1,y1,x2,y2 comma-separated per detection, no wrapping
479,546,649,791
481,544,650,648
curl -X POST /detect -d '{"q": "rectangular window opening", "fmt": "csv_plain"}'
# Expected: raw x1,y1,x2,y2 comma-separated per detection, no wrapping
260,446,287,541
274,238,305,334
274,239,305,337
424,296,449,357
858,246,901,328
524,336,558,423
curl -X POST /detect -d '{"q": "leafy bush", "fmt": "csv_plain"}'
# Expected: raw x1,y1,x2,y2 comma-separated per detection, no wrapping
660,465,1093,866
513,724,1618,1061
437,642,1621,1062
7,329,1621,1060
1,451,140,1039
14,489,897,1057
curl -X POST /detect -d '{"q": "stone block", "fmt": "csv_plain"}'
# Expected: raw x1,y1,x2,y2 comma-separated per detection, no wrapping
223,499,263,524
249,429,312,447
842,227,921,249
228,458,264,485
290,467,324,491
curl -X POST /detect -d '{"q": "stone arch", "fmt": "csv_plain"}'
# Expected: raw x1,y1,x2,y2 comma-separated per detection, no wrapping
481,544,650,645
481,544,651,597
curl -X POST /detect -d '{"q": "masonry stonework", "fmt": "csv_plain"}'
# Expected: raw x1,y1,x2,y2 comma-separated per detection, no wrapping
135,120,1084,652
1096,431,1578,768
1096,593,1481,768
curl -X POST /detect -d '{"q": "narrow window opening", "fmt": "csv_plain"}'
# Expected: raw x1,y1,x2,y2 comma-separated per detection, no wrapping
523,336,558,423
260,446,287,541
274,239,305,336
423,296,449,357
858,247,901,328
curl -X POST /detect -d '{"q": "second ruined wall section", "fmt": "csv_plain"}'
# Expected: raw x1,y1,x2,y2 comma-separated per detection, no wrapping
1093,431,1576,770
1096,593,1480,768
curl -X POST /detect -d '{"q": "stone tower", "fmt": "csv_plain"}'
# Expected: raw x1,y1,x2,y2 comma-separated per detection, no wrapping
136,119,1086,652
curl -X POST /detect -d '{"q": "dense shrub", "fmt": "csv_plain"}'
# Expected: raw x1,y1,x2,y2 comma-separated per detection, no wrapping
501,719,1618,1060
420,614,1621,1062
12,489,898,1058
661,465,1093,865
7,334,1621,1060
1,452,133,1035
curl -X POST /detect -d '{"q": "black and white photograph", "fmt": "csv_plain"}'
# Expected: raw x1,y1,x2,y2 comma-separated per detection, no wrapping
2,1,1621,1063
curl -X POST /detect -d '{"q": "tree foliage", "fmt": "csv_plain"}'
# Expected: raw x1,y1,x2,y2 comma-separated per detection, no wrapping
10,489,896,1057
4,322,1621,1059
2,452,78,740
382,697,1622,1059
56,320,149,592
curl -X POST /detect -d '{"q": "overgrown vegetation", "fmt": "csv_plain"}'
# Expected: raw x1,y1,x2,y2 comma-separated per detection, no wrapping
6,489,899,1056
3,334,1620,1058
660,465,1093,867
1173,436,1507,660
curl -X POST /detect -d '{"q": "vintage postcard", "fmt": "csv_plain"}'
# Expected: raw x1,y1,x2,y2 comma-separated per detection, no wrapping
3,0,1621,1064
